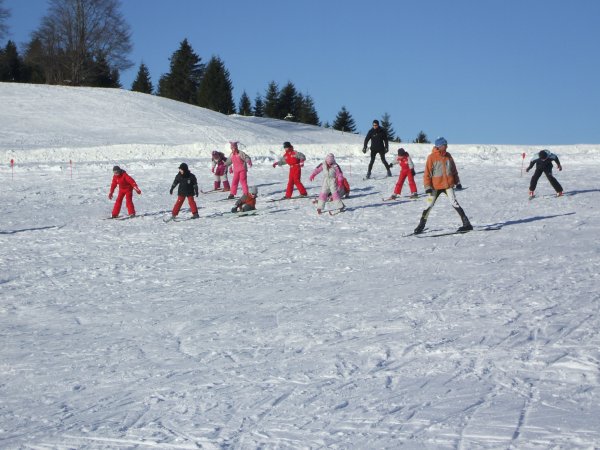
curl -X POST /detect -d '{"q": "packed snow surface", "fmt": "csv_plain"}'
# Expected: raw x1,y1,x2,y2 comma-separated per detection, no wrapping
1,83,600,449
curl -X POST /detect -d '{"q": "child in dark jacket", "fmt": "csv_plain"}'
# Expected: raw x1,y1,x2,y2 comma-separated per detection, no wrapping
526,150,563,198
109,165,141,218
170,163,199,219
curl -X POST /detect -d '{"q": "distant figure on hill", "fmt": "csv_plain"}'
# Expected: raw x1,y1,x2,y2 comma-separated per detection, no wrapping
108,165,141,218
362,119,392,179
526,150,563,198
413,137,472,234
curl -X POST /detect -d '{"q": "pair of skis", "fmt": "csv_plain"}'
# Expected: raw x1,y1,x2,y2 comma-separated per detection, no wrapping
404,226,501,238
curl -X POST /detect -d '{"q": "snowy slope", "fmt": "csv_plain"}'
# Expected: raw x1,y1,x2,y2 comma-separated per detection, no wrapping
1,83,600,449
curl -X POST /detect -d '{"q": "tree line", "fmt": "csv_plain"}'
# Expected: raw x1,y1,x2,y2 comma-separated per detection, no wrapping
0,0,430,142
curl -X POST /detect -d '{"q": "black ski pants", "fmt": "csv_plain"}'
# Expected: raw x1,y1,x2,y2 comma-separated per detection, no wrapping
529,168,562,193
367,150,391,174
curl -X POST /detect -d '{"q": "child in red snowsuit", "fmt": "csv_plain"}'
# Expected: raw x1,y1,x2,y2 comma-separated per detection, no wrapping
211,151,230,192
272,141,308,198
391,148,418,199
109,166,141,218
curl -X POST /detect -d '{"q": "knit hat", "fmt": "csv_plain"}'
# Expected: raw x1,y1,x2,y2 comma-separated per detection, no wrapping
434,137,448,147
249,186,258,195
230,141,239,151
325,153,335,165
211,150,219,157
112,165,122,173
539,150,549,159
397,148,407,156
179,162,188,171
373,120,380,126
283,141,292,149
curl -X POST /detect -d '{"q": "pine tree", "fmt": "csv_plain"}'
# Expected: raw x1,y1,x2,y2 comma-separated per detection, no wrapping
278,81,298,120
0,40,22,82
381,112,400,142
413,131,430,144
89,53,120,87
263,81,279,118
157,38,204,104
332,106,357,133
131,62,153,94
238,91,252,116
22,37,46,83
253,93,264,117
297,94,320,126
196,56,235,114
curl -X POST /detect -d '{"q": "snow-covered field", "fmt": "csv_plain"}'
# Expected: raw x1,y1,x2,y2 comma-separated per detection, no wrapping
1,83,600,449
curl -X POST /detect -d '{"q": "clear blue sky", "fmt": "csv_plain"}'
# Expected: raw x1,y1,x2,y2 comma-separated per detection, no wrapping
3,0,600,145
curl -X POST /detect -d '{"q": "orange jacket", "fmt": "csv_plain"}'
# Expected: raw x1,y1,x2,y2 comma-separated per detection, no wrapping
423,147,460,191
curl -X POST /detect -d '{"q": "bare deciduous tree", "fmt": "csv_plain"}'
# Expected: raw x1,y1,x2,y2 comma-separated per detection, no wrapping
0,0,10,41
33,0,132,85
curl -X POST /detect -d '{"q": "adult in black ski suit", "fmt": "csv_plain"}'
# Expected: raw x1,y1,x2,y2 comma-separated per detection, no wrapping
363,119,392,178
526,150,563,196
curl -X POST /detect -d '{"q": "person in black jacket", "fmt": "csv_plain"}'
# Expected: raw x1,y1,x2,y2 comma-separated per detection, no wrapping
170,163,200,219
526,150,563,198
363,119,392,179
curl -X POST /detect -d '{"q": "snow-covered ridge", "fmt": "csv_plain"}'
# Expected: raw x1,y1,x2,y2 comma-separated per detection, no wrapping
1,82,598,164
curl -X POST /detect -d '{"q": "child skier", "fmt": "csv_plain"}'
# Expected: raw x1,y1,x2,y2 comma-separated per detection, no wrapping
108,165,141,218
309,153,346,215
231,186,258,213
169,163,199,219
225,141,252,199
413,137,472,234
211,150,230,192
526,150,563,198
272,141,308,199
390,148,418,199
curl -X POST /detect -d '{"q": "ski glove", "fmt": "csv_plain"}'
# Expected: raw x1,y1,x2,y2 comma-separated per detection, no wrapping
455,184,463,190
169,187,174,195
425,189,433,195
135,187,142,194
194,187,199,197
362,147,367,154
557,165,562,171
108,193,113,200
272,162,278,168
309,175,315,182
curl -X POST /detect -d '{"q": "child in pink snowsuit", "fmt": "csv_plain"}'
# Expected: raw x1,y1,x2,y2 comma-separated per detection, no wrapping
391,148,418,199
225,141,252,199
211,150,230,191
309,153,345,214
108,165,141,218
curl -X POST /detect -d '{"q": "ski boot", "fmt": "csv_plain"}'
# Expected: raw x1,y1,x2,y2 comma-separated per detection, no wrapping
191,213,200,219
414,218,427,235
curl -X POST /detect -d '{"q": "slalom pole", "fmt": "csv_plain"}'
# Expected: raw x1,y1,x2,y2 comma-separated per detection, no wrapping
10,158,14,180
520,152,526,177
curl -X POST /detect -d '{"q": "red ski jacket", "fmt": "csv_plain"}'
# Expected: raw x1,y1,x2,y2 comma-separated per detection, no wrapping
110,172,139,195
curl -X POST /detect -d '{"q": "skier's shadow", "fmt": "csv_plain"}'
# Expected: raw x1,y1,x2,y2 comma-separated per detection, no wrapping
486,212,576,229
0,225,63,235
564,189,600,196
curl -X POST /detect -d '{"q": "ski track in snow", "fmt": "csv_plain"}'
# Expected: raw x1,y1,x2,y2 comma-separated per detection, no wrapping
1,160,599,449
